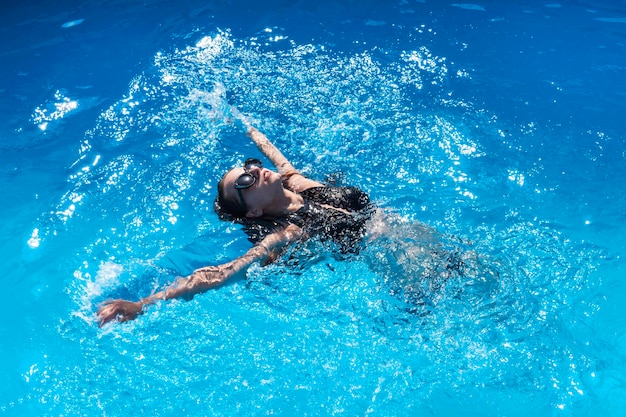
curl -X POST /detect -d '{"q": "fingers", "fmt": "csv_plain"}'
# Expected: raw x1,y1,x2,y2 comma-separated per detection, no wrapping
97,300,142,327
97,306,118,327
98,312,113,327
98,310,128,327
96,300,124,327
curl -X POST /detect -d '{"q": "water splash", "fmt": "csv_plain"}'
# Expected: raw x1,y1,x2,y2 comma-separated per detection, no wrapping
20,28,609,415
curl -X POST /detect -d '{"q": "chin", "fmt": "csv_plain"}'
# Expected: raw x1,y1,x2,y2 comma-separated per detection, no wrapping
269,170,282,183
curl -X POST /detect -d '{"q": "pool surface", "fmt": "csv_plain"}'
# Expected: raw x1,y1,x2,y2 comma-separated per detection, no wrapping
1,0,625,415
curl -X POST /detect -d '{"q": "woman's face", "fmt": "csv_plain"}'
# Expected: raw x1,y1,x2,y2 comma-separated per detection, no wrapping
221,165,282,217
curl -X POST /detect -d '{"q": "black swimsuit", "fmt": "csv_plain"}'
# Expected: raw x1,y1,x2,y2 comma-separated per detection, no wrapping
241,186,373,254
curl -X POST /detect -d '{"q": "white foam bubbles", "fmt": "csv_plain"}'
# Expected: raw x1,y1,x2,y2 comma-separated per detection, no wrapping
27,228,41,249
74,261,124,322
31,90,79,131
89,262,123,297
508,169,526,186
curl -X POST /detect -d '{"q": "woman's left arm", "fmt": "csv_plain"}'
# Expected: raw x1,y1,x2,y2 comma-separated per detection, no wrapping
97,224,304,326
96,247,266,326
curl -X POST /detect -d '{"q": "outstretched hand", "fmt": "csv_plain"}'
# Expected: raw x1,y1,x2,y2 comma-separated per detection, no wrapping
97,299,143,327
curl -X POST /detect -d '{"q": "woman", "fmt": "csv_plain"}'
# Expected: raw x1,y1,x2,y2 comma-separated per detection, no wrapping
97,123,375,326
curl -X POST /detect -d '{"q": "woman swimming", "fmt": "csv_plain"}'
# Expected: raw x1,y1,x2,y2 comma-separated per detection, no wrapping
97,122,375,325
97,119,496,326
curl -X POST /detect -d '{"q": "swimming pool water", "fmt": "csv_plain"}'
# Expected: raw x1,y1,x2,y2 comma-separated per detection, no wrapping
1,0,625,415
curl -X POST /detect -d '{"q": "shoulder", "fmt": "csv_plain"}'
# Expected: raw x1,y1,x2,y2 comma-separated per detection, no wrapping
282,170,324,193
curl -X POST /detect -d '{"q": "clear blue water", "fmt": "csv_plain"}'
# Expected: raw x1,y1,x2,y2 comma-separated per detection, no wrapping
1,0,625,415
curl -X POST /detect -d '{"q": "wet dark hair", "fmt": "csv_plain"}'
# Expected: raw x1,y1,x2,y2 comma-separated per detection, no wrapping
214,178,247,220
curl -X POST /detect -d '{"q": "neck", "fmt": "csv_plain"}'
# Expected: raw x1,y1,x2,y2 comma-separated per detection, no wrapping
264,189,303,216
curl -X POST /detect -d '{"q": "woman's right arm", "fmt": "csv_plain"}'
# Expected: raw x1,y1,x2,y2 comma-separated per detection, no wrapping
246,125,296,175
97,224,304,326
230,108,294,173
245,125,323,192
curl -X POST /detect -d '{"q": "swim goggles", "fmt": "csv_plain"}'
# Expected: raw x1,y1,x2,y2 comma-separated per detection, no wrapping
234,158,263,213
